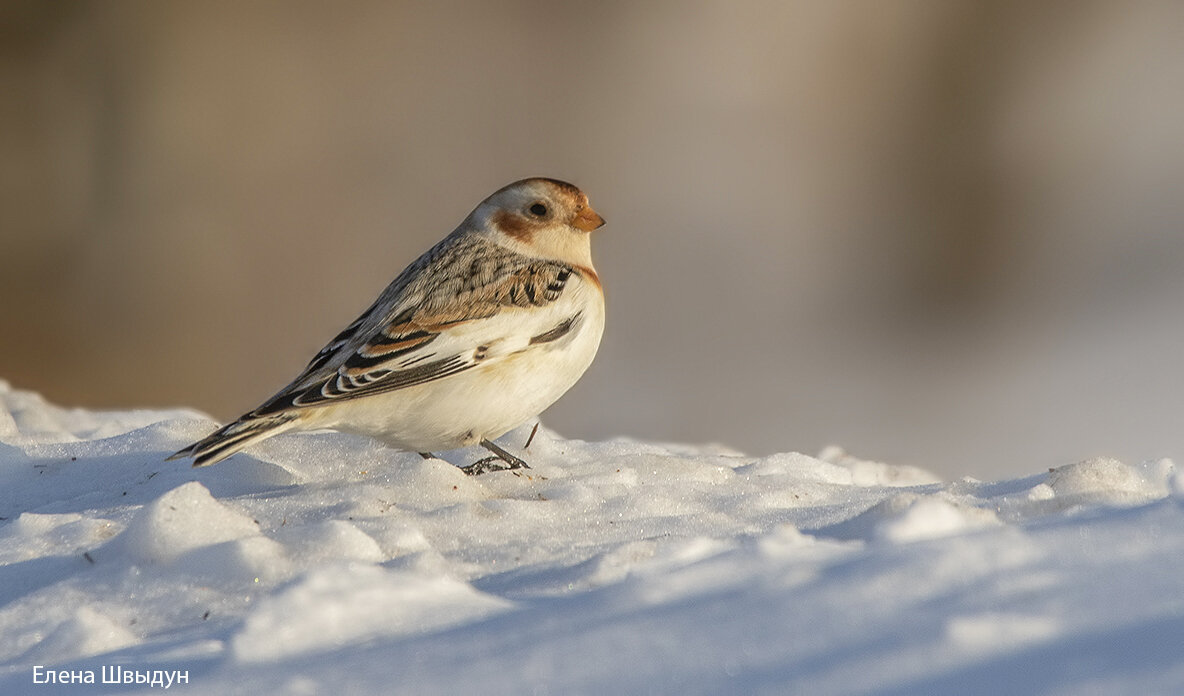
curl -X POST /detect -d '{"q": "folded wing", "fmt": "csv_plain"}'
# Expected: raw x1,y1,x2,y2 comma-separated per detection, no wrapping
250,257,582,415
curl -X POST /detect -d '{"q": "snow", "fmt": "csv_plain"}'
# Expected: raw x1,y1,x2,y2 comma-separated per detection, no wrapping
1,379,1182,695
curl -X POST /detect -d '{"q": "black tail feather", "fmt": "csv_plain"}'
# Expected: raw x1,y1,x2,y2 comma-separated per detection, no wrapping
167,413,299,467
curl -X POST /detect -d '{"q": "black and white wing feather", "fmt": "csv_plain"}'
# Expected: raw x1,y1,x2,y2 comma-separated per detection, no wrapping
170,234,586,466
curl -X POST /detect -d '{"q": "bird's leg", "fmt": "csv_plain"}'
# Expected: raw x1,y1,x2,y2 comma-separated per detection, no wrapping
480,438,531,469
460,439,532,476
419,452,439,460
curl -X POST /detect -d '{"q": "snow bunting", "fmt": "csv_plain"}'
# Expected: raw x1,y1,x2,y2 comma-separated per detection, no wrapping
170,177,606,473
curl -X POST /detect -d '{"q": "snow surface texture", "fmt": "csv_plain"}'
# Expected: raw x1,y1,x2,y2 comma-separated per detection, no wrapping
1,379,1183,695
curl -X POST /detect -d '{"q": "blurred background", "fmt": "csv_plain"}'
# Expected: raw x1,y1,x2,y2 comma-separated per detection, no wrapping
2,0,1182,479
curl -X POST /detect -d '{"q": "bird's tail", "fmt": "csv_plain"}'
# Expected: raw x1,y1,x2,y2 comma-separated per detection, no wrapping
167,413,300,467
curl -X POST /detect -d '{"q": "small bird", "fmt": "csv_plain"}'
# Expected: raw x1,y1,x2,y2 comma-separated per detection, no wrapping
169,177,606,474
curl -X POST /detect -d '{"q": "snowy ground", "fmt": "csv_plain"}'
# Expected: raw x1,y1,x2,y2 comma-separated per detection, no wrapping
1,380,1183,695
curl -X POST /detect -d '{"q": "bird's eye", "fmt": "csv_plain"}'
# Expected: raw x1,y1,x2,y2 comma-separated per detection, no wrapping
529,203,548,217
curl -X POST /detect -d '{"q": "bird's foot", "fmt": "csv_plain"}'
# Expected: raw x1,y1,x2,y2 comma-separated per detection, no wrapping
460,456,516,476
461,439,532,476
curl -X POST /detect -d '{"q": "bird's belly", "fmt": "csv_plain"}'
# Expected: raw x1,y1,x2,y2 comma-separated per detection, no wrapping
319,306,603,452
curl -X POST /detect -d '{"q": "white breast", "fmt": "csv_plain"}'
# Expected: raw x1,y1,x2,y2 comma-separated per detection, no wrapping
317,273,605,453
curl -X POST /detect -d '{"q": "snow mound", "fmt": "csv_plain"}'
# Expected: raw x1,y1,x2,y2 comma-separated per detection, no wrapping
0,382,1181,694
116,482,261,564
945,612,1062,656
233,564,511,663
20,607,137,664
873,494,1002,543
1046,457,1170,502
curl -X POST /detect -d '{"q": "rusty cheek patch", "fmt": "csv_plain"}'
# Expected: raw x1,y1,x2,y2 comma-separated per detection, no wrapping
493,210,535,242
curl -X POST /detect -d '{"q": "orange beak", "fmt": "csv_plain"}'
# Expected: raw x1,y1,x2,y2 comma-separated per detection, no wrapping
571,205,606,232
